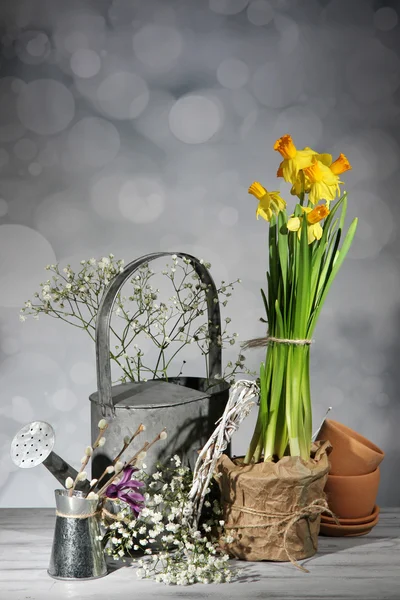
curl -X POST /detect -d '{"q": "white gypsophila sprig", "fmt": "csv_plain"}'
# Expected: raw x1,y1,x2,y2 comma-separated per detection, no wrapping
20,254,251,385
100,457,234,585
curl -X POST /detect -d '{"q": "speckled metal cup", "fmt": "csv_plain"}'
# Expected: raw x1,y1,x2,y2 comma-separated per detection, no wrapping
48,489,107,580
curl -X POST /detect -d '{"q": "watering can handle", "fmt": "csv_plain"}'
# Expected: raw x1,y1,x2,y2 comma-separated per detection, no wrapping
95,252,223,417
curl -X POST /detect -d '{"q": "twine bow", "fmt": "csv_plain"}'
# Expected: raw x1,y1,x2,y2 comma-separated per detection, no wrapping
224,497,339,573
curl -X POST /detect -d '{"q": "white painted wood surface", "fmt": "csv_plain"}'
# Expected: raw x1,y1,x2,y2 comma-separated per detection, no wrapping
0,508,399,599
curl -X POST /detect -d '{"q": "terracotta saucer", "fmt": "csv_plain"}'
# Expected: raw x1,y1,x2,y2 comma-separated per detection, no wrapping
319,513,379,537
321,505,380,526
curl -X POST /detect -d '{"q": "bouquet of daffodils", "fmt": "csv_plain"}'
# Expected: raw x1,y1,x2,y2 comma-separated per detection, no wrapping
244,134,357,464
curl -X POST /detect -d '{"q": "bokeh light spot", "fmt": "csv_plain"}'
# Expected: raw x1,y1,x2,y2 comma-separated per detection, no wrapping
97,72,149,119
374,6,398,31
0,77,26,143
12,396,35,423
169,95,223,144
50,388,78,412
17,79,75,135
28,162,43,176
70,48,101,78
70,362,95,385
217,59,249,89
16,31,50,65
247,0,274,26
133,25,182,71
118,177,165,224
0,198,8,217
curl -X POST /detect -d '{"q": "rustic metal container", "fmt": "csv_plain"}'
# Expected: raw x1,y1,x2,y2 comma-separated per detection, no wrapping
48,490,107,580
90,252,230,478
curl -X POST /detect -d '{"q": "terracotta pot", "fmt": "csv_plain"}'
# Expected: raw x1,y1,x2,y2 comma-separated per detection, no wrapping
317,419,384,476
324,468,380,519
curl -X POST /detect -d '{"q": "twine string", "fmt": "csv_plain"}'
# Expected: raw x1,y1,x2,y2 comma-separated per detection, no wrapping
56,507,132,524
242,333,313,349
55,509,100,519
223,498,339,573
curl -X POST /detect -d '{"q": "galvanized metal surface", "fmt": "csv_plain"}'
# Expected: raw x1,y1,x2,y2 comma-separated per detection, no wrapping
10,421,54,468
90,252,229,477
48,490,107,580
10,421,90,492
94,252,222,418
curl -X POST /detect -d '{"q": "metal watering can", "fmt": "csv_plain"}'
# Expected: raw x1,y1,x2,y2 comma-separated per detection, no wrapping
89,252,230,478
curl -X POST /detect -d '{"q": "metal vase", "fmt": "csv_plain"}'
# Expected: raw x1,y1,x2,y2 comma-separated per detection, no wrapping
48,490,107,580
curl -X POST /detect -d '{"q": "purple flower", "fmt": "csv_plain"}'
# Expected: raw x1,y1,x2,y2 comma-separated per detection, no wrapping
105,466,145,517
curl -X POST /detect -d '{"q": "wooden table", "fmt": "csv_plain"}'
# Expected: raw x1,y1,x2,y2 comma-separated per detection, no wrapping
0,508,399,599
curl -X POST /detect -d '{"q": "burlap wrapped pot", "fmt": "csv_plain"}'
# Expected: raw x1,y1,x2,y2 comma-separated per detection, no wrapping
216,441,331,568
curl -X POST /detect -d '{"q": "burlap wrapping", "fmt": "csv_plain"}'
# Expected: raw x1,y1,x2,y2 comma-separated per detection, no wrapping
216,441,331,563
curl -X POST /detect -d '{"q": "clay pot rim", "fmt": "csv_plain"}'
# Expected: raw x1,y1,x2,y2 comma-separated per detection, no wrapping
320,513,379,535
322,504,380,525
327,467,380,482
324,419,384,456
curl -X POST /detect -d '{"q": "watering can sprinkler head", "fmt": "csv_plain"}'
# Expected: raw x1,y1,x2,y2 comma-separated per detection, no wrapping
10,421,90,493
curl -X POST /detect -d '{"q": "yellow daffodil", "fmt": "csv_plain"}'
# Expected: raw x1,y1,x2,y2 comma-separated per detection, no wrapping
330,153,352,175
274,134,332,185
303,159,342,205
248,181,286,222
287,204,330,244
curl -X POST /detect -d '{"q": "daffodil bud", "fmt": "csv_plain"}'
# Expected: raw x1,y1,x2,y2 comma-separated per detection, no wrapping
65,477,74,489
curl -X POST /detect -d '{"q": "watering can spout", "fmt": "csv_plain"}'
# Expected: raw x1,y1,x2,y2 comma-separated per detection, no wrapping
10,421,90,493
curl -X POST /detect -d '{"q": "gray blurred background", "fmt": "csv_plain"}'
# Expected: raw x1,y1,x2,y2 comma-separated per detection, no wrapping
0,0,399,507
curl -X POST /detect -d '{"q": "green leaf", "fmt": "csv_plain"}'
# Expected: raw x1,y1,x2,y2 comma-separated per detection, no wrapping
309,217,358,335
294,214,310,338
261,288,269,321
278,211,288,326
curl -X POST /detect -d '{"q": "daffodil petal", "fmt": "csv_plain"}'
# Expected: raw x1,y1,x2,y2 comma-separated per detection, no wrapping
313,223,323,240
287,216,301,231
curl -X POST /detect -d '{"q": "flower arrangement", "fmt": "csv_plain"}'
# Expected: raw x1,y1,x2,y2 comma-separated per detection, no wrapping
244,134,357,464
101,456,233,585
20,255,250,384
66,417,167,510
